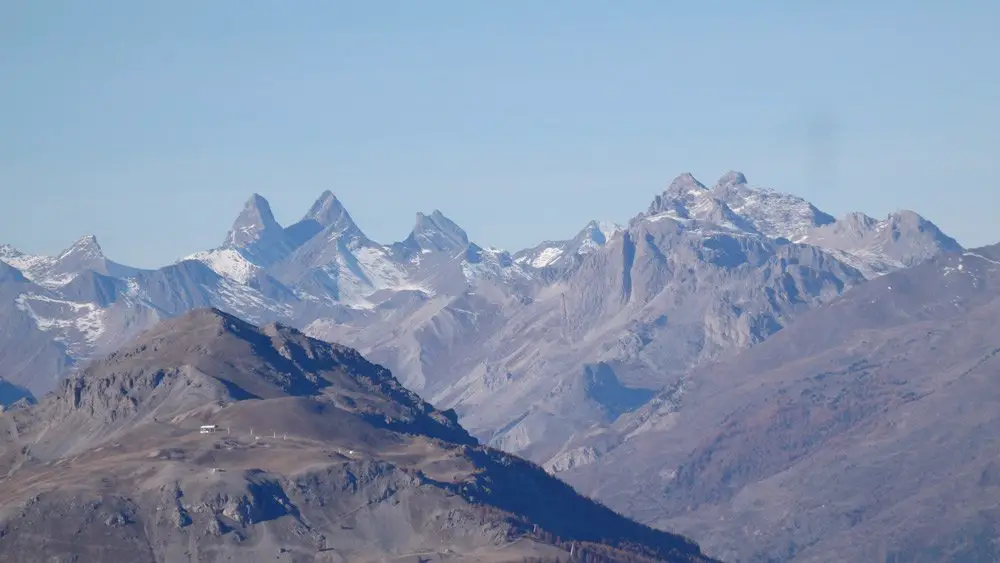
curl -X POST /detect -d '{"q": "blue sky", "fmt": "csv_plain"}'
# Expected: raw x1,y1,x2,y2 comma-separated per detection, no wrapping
3,1,998,267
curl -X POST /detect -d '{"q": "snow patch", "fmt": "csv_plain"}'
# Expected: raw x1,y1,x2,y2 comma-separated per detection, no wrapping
36,273,78,288
214,278,294,321
0,246,57,282
544,446,601,473
14,293,107,349
646,211,690,224
596,221,624,241
720,186,823,240
354,246,409,290
185,248,260,284
529,247,564,268
655,179,829,241
461,247,532,284
964,252,1000,266
822,248,903,279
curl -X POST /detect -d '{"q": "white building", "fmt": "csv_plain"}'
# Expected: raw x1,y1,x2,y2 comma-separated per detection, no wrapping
199,425,218,434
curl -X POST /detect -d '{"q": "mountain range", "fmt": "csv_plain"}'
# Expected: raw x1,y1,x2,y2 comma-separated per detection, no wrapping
0,171,972,561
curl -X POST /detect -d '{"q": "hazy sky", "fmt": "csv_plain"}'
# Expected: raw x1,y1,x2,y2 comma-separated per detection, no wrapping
3,1,998,267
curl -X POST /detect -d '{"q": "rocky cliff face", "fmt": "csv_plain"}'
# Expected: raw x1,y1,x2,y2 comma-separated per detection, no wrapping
558,247,1000,562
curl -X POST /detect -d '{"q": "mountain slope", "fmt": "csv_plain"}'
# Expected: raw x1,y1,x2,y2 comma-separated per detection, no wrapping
0,308,716,563
417,212,866,463
0,262,73,396
561,246,1000,562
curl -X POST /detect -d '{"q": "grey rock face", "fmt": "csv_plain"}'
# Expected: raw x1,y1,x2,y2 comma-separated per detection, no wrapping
560,247,1000,562
427,218,866,463
399,210,471,255
284,190,369,249
0,308,716,563
800,209,964,277
646,171,836,241
0,262,74,397
223,194,295,267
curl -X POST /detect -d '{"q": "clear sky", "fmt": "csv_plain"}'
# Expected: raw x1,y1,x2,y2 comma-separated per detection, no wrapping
3,1,998,267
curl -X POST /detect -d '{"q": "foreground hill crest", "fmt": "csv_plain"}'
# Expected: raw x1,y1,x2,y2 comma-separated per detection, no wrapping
0,307,717,563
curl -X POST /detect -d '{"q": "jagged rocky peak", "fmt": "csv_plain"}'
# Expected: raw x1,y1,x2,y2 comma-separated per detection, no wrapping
841,211,879,228
58,234,104,260
714,170,748,189
219,194,297,267
407,210,470,253
666,172,708,195
305,190,359,232
46,234,118,277
647,173,707,216
698,198,759,233
225,193,284,248
285,190,366,247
